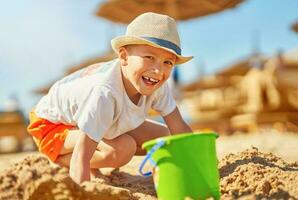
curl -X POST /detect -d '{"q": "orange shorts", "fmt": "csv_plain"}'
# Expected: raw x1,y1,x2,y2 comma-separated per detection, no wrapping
27,111,74,162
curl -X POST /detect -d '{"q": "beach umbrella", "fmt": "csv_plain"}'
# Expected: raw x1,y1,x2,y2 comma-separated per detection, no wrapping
96,0,245,90
34,50,117,95
182,55,268,93
216,55,268,77
181,75,234,92
65,50,116,75
96,0,245,24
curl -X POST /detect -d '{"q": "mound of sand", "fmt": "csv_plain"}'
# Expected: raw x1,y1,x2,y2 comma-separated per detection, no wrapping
0,147,297,200
219,147,298,199
0,155,156,200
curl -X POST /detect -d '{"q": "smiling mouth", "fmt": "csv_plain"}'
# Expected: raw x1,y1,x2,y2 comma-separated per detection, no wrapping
142,76,160,86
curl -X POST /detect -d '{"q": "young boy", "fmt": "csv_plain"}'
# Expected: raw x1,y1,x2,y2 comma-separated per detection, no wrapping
27,12,193,184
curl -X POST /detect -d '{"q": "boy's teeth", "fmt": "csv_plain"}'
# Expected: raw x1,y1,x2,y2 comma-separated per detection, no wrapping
143,76,159,83
149,77,158,83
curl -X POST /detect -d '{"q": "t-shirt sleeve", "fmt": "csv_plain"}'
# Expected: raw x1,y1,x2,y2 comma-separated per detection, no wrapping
73,87,115,142
151,82,177,116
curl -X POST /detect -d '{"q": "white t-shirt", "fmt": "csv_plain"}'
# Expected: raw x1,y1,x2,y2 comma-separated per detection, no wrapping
35,59,176,142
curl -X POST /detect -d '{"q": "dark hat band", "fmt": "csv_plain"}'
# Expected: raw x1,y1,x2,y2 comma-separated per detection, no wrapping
141,36,181,55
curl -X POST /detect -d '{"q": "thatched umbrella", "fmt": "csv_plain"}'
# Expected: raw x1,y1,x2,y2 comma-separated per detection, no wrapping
181,55,268,93
292,21,298,34
96,0,246,92
96,0,245,24
65,50,116,75
181,75,235,92
34,50,117,94
216,55,268,77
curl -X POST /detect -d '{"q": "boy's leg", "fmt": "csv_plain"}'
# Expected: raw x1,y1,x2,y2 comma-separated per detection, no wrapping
55,130,137,169
126,119,170,155
56,118,169,168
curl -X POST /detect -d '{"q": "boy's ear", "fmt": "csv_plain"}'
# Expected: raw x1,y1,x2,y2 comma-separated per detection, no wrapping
118,47,129,66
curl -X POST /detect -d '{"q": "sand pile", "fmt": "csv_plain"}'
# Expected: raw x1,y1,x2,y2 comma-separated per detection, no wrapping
0,155,156,200
0,147,297,200
219,147,298,199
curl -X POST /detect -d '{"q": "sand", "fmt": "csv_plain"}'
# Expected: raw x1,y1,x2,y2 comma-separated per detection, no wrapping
0,155,155,200
0,131,297,200
219,147,298,199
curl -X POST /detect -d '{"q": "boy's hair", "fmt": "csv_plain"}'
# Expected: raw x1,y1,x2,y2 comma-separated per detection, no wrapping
121,45,133,52
111,12,193,65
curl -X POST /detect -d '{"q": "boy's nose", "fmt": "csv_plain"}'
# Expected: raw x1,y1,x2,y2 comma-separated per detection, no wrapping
152,64,163,74
152,68,164,79
153,68,160,73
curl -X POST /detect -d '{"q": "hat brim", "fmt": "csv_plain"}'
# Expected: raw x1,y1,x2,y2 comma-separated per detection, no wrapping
111,35,193,65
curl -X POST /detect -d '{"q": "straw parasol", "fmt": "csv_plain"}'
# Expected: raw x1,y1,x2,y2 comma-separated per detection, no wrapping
216,55,268,76
181,75,235,92
65,50,116,75
96,0,245,24
34,50,117,94
181,55,268,93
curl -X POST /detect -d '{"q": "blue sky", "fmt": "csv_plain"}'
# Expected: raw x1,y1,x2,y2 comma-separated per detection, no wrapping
1,0,298,114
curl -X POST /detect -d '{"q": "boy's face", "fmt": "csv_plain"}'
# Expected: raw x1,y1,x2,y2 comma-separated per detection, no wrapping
120,44,176,97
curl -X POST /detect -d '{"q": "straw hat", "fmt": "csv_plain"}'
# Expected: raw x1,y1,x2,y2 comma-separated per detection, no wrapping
111,12,193,65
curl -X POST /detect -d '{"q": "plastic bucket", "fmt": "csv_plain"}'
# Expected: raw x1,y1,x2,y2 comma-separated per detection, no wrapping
139,132,220,200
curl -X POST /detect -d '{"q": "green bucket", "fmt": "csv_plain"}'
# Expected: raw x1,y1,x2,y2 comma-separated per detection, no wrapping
139,132,220,200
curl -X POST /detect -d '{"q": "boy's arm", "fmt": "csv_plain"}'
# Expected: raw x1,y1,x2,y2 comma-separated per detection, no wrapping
69,132,97,184
163,107,193,135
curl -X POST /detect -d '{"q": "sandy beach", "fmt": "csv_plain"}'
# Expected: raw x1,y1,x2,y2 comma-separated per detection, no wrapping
0,130,297,200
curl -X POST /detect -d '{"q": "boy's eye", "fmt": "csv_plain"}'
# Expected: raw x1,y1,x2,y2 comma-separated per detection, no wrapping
145,56,154,60
165,60,174,66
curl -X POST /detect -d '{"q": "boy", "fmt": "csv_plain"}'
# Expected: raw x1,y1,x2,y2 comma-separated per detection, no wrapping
27,12,193,184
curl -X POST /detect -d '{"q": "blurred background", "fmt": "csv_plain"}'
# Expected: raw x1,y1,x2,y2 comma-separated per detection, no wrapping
0,0,298,155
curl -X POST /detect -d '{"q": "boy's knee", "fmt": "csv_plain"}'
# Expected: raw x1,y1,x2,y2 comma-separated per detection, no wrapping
109,135,137,168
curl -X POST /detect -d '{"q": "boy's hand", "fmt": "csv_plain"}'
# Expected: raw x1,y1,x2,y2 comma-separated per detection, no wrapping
69,159,90,184
69,132,98,184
